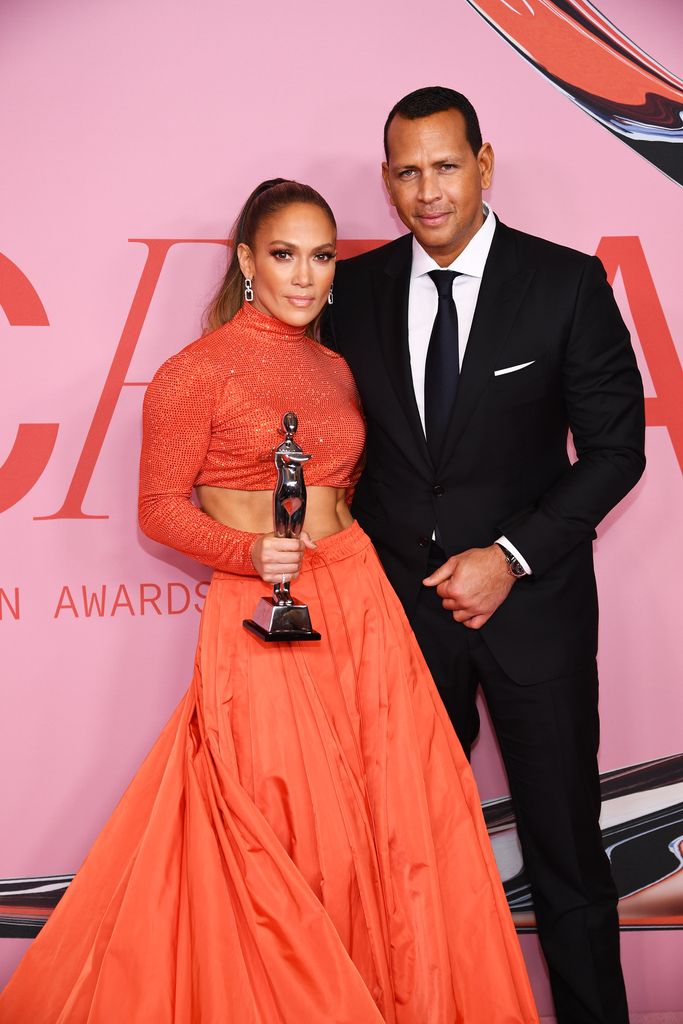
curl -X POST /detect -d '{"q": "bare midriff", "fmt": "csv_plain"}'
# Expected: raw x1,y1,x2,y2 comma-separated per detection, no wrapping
196,484,353,541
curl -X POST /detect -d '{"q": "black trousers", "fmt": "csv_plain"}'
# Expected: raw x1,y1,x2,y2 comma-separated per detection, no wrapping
411,546,629,1024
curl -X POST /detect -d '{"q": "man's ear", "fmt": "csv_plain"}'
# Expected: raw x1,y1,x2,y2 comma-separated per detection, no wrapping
478,143,494,191
237,242,255,279
381,163,396,207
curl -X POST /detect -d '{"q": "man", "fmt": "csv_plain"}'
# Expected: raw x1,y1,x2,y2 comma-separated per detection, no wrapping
328,87,645,1024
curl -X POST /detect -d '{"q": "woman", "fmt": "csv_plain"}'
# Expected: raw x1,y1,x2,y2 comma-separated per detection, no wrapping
0,180,538,1023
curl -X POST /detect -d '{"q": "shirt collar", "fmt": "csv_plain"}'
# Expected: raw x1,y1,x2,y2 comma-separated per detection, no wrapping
411,203,496,280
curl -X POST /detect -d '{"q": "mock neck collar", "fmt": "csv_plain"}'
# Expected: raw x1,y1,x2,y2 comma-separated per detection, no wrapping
234,301,308,340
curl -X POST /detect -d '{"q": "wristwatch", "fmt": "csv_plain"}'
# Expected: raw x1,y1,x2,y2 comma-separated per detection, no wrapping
496,543,527,578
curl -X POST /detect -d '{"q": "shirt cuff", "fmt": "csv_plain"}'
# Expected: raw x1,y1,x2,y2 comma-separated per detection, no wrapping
496,536,533,575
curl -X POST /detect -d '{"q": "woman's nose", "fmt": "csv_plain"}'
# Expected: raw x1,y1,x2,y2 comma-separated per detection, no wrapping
292,258,313,286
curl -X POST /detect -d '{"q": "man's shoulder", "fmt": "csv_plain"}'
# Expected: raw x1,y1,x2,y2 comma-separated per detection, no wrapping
336,222,597,276
336,233,412,278
498,220,596,274
334,221,599,292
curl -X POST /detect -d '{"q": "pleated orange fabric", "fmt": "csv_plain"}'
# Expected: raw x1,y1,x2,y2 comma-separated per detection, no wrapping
0,523,538,1023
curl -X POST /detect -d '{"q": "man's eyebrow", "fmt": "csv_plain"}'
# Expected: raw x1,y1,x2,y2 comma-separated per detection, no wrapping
393,156,459,169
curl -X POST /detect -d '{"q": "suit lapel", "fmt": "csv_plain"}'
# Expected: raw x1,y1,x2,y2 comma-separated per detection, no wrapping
438,223,533,468
374,235,434,468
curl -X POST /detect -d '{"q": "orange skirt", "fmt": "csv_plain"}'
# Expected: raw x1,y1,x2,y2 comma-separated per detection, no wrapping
0,523,538,1023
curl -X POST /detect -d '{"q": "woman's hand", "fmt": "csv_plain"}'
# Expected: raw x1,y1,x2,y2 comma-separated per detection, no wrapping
250,532,317,584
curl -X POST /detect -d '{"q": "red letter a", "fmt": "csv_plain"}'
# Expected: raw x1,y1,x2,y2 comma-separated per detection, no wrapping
596,236,683,473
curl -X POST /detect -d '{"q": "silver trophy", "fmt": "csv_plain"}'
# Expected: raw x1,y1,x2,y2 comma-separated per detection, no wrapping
243,412,321,642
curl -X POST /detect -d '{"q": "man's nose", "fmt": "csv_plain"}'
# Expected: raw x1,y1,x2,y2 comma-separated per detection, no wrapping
417,171,441,204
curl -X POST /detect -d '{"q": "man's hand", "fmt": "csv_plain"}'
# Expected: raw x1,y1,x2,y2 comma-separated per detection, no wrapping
422,544,516,629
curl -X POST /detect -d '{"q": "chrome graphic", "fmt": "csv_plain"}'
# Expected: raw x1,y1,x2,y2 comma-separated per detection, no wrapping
485,753,683,929
465,0,683,186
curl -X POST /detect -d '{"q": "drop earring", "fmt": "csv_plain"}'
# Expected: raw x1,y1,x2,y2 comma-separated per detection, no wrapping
327,286,334,306
244,278,254,303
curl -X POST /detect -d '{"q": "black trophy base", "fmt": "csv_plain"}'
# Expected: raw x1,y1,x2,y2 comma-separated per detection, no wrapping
242,619,321,643
243,595,321,643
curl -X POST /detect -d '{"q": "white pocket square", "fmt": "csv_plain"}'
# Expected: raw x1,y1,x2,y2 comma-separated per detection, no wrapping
494,361,536,377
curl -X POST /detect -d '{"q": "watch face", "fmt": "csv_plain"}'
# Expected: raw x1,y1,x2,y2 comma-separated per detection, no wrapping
506,554,526,576
499,544,525,576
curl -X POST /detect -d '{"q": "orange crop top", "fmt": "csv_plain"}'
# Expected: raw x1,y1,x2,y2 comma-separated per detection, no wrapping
139,303,366,574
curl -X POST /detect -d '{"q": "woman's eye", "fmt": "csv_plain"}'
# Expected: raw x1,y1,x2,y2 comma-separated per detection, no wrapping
314,253,335,262
271,250,292,260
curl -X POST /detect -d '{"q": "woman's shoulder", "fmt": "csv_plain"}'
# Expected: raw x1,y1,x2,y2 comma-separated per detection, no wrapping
312,336,346,361
143,327,239,419
150,324,234,387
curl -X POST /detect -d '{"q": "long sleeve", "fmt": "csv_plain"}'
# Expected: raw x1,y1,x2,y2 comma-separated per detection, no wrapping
138,349,260,575
502,256,646,577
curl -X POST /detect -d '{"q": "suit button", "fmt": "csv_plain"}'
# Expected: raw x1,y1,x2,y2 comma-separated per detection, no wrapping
417,536,429,548
432,484,445,497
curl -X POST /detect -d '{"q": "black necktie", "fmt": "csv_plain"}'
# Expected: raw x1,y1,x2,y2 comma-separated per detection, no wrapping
424,270,460,461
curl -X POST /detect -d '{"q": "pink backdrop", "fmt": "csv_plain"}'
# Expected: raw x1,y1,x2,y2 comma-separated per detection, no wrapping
1,0,682,1014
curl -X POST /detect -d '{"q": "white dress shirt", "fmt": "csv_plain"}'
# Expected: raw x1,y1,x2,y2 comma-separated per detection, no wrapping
407,205,532,574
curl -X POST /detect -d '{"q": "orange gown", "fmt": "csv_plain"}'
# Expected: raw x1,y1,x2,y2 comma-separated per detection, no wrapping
0,304,538,1023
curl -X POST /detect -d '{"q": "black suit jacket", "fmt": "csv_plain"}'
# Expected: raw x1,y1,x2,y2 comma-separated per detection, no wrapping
327,220,645,684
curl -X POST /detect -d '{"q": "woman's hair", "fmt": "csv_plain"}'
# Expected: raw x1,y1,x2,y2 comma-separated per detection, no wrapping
203,178,337,337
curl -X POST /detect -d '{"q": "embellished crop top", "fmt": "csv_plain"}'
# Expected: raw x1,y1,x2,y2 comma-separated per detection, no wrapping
139,303,366,574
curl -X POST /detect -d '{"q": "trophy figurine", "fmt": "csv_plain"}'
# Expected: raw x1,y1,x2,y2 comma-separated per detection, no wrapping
243,412,321,642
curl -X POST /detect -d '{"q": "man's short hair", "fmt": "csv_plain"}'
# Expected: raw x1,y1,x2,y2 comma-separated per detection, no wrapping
384,86,483,159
